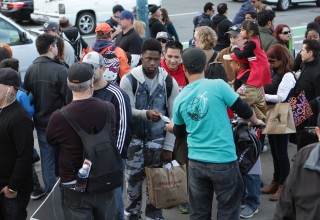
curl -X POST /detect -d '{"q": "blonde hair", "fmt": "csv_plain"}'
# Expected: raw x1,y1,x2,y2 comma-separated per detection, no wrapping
133,20,146,38
195,26,218,50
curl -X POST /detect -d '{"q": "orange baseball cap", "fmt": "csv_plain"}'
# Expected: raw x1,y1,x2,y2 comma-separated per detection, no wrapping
95,23,112,35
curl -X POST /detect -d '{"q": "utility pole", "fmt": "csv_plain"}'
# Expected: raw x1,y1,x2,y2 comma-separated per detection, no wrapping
136,0,150,39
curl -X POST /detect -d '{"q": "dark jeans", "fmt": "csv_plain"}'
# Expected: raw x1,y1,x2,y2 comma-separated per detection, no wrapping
242,174,260,210
60,188,115,220
188,159,243,220
0,191,31,220
268,134,290,184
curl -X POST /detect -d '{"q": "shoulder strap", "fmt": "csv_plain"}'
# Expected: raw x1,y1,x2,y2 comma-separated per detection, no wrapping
165,74,173,98
60,108,83,135
131,74,138,95
208,51,218,64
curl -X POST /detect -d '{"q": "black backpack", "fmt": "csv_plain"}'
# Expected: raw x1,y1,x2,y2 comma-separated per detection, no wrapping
61,27,82,61
60,103,122,193
204,51,227,82
233,121,262,176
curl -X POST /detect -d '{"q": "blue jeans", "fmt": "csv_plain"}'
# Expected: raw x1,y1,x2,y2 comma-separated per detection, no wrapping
0,191,31,220
242,174,260,210
60,188,115,220
188,159,243,220
36,128,57,193
115,159,125,220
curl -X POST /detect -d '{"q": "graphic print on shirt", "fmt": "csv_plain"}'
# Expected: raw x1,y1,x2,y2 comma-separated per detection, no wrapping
186,92,208,121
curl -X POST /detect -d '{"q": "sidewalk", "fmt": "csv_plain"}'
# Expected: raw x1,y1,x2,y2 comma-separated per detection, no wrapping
27,133,297,219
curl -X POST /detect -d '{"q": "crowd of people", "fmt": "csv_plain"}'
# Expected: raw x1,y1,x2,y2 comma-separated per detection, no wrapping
0,1,320,220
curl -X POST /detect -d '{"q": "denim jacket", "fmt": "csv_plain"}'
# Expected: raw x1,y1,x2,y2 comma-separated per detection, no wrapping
120,65,179,151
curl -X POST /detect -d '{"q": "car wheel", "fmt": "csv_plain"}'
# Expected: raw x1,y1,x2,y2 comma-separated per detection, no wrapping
76,12,95,35
277,0,290,10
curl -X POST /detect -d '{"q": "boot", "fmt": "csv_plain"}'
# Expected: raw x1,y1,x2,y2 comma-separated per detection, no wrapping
261,180,279,194
270,185,283,201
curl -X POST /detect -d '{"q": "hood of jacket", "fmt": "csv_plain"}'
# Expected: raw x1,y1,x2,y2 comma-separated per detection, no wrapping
130,65,169,87
92,39,113,53
212,14,227,27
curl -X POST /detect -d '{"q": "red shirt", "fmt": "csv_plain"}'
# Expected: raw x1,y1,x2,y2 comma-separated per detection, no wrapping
160,59,187,88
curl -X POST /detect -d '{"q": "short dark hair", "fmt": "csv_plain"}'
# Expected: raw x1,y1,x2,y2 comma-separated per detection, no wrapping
164,40,183,53
0,58,19,72
36,34,57,55
245,11,258,20
204,2,214,13
257,10,276,27
112,4,124,14
303,39,320,58
217,3,227,15
141,38,162,55
307,21,320,30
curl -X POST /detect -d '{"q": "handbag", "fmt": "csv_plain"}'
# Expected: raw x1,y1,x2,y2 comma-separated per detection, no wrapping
287,90,313,127
263,102,296,134
145,164,188,209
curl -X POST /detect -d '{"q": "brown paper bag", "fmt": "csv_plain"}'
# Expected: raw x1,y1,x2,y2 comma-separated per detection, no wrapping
263,103,296,134
145,164,188,209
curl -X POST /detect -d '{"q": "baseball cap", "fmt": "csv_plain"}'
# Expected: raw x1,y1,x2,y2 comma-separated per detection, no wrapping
95,23,112,35
116,10,134,20
156,32,169,40
223,53,248,63
41,22,59,31
225,24,241,36
182,48,206,72
0,67,25,91
82,52,104,68
149,5,160,14
67,62,94,84
112,4,124,14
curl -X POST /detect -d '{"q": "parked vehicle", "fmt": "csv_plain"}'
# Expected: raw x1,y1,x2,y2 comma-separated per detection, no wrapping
264,0,320,11
31,0,161,35
0,14,38,80
0,0,33,22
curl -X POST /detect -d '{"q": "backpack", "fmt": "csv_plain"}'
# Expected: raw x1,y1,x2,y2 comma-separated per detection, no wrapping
130,72,173,100
99,45,121,84
204,51,227,82
233,121,262,176
61,27,82,61
60,103,122,193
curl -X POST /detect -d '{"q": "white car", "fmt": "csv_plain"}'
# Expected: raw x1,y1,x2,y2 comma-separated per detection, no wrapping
264,0,320,11
0,14,38,81
31,0,162,35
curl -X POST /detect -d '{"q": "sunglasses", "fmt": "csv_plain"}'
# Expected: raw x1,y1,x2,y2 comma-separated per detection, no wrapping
281,31,291,35
158,38,168,44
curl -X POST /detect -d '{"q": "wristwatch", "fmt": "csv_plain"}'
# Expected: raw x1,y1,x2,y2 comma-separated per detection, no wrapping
8,189,17,194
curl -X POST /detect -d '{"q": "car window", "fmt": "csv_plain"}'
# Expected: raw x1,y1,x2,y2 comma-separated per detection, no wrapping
0,17,21,45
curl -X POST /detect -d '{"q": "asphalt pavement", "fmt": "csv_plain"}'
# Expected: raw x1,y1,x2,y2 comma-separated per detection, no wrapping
27,132,297,220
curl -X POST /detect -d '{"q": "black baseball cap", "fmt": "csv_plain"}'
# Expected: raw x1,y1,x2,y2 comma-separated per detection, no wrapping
67,62,94,84
182,48,206,72
112,4,124,14
149,5,161,14
41,22,59,31
0,67,25,91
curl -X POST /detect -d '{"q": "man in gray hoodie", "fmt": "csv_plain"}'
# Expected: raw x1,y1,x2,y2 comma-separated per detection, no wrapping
120,39,179,220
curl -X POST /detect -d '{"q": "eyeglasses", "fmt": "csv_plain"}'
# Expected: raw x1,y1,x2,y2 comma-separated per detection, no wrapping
268,58,276,63
281,31,291,35
158,38,168,44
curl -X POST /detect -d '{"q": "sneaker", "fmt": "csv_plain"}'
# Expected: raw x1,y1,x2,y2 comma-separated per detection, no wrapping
240,206,259,219
179,203,190,214
31,188,46,200
241,202,246,209
124,210,142,220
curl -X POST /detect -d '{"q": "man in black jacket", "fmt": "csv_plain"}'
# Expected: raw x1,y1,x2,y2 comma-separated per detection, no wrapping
0,68,34,219
24,34,71,196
